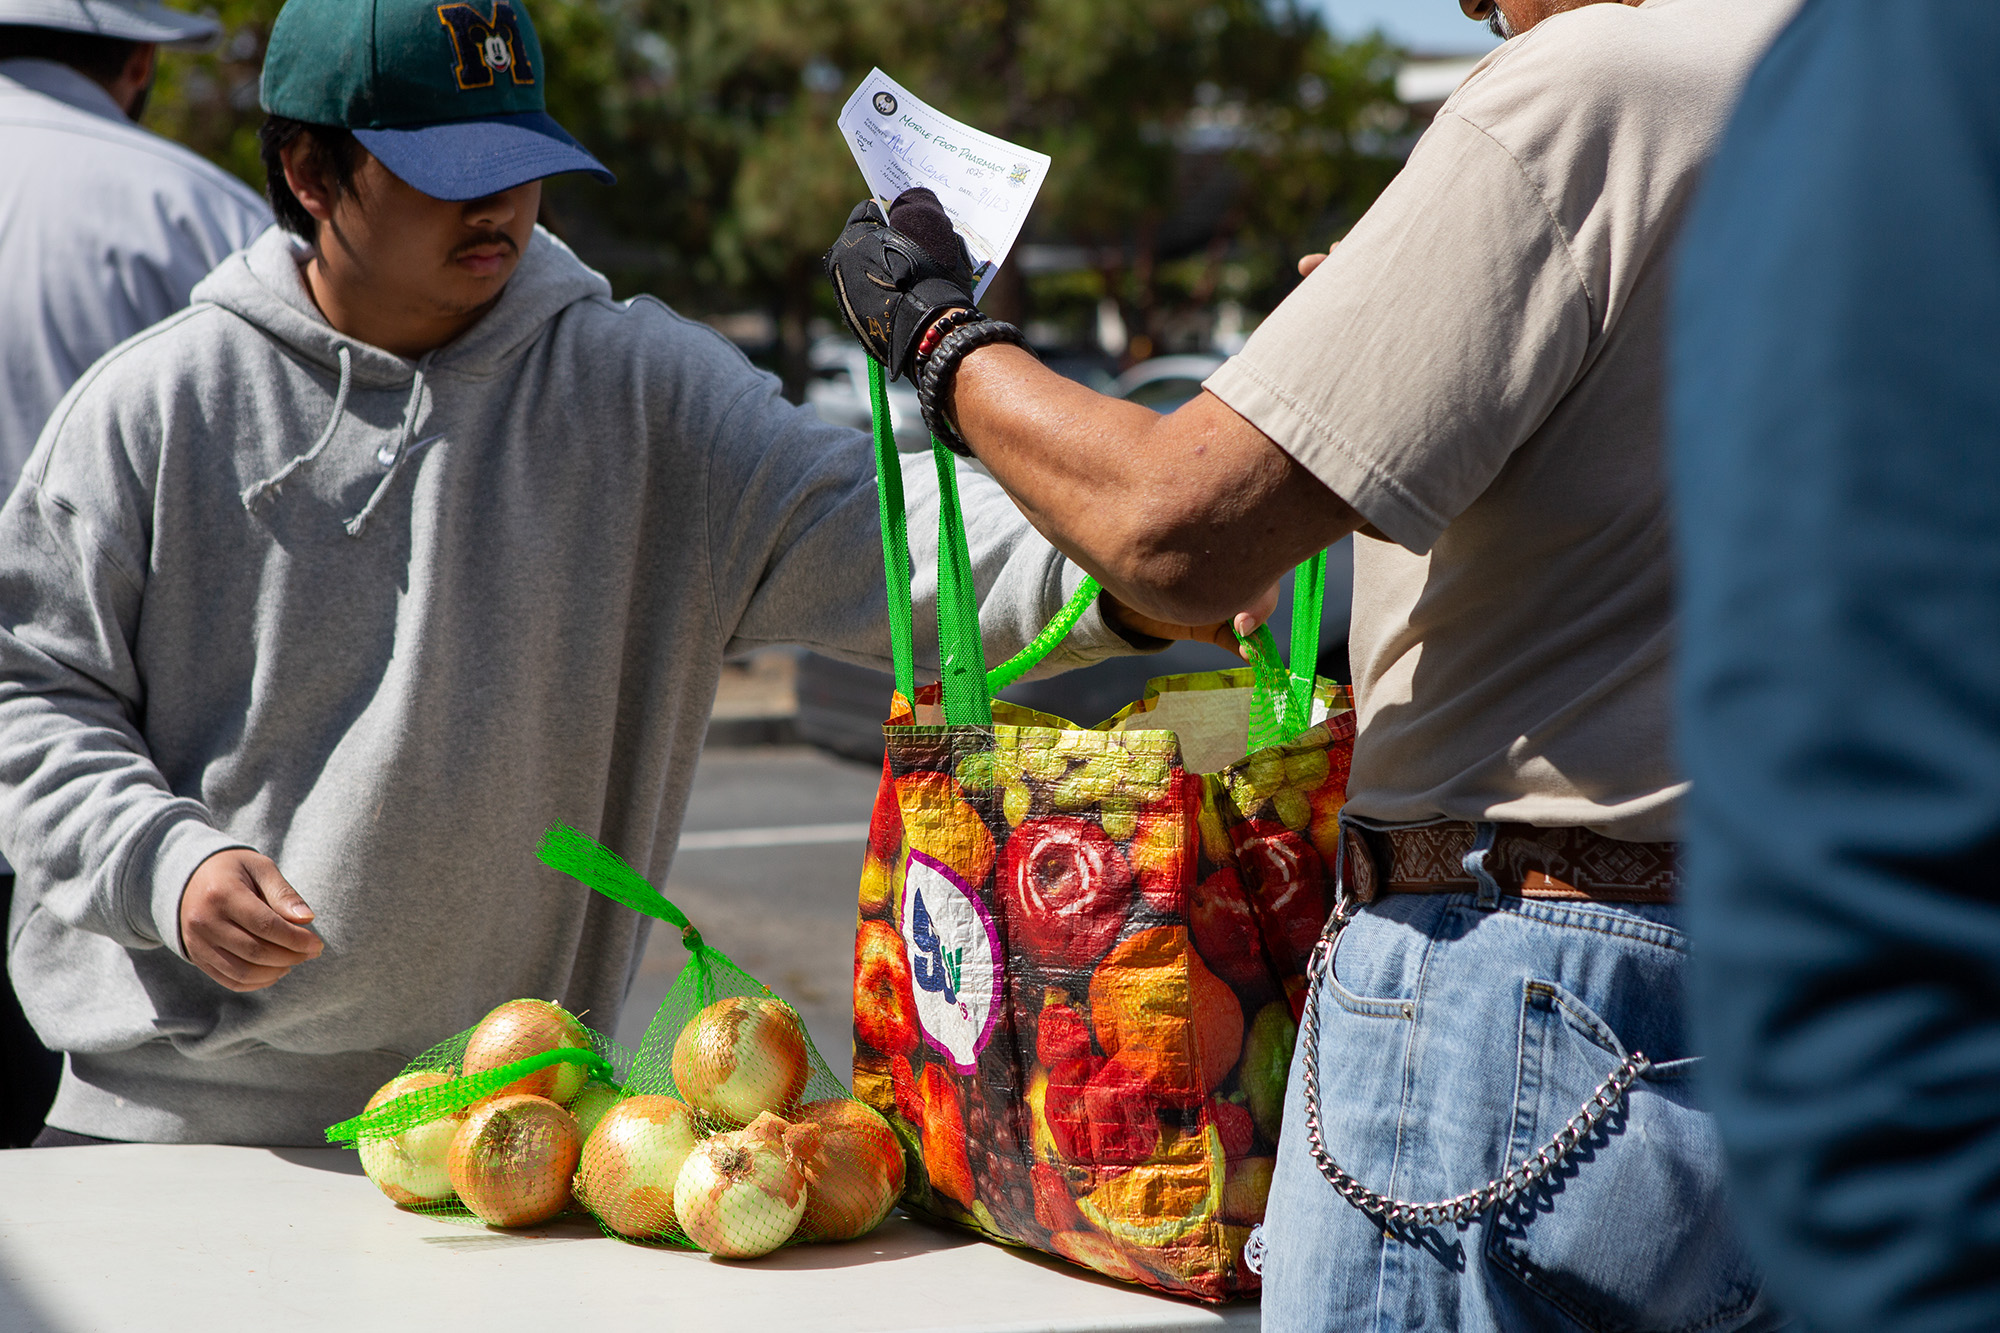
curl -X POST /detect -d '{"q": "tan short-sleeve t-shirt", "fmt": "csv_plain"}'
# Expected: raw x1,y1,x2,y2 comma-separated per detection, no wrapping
1205,0,1799,841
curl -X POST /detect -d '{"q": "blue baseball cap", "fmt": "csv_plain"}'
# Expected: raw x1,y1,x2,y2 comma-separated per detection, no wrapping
260,0,614,201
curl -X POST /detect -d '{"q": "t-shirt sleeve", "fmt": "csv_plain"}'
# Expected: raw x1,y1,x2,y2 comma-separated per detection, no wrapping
1204,112,1592,553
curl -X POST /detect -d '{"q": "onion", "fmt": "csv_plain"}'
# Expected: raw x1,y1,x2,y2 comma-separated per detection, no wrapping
463,999,591,1106
574,1095,700,1240
672,1111,821,1258
567,1080,624,1142
794,1098,905,1242
671,996,810,1126
447,1094,582,1228
357,1071,460,1206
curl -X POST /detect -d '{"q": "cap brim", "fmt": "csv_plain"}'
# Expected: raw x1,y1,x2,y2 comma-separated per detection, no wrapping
353,112,615,202
0,0,222,48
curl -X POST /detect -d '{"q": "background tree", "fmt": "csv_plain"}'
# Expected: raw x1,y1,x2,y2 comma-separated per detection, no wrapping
144,0,1407,394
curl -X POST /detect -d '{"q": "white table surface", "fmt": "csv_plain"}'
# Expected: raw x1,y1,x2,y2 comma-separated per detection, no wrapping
0,1145,1260,1333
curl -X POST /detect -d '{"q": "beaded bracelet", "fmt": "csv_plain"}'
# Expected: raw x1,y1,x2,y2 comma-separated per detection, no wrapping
917,318,1033,456
912,307,984,368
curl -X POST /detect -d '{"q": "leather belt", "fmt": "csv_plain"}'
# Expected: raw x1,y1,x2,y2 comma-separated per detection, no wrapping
1340,821,1677,905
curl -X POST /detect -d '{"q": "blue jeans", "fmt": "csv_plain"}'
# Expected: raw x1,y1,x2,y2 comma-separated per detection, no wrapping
1261,885,1784,1332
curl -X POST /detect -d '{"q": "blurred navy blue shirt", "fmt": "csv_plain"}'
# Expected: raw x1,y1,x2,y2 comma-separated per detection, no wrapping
1670,3,2000,1330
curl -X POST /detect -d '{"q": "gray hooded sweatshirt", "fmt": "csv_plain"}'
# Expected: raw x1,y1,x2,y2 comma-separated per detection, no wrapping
0,225,1128,1145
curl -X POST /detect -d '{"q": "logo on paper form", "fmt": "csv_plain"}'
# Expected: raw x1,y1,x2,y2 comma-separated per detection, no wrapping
902,849,1001,1074
437,2,535,90
1008,163,1031,186
872,91,898,117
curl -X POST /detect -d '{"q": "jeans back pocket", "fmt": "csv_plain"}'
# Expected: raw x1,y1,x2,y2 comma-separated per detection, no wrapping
1486,980,1762,1333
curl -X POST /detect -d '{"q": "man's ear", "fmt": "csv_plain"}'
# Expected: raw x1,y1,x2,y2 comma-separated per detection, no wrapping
280,138,340,227
106,42,157,119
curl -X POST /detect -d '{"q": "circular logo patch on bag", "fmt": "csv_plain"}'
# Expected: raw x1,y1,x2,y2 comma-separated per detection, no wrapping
901,849,1001,1073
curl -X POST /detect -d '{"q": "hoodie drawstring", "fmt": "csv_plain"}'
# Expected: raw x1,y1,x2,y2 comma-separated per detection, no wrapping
343,356,431,537
240,344,352,510
237,344,434,538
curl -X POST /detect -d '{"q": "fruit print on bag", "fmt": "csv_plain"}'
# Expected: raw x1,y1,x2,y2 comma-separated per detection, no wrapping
1000,815,1132,969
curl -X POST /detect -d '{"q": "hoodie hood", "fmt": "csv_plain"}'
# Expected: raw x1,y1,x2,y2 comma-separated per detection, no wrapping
194,224,613,386
197,225,612,533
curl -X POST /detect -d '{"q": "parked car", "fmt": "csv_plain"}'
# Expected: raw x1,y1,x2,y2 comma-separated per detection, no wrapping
805,337,927,450
1110,354,1227,413
795,350,1352,762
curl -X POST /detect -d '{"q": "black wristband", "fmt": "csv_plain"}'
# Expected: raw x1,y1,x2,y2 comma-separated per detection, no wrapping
917,318,1033,457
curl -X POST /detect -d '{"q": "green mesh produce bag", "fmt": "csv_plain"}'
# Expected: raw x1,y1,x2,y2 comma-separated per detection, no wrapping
538,826,905,1257
329,830,908,1255
325,1003,630,1229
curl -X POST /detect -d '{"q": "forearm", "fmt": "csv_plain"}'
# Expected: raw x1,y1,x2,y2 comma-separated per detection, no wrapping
0,681,242,954
948,344,1360,625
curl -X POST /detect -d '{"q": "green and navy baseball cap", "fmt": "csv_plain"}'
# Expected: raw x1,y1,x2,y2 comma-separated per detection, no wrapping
260,0,613,201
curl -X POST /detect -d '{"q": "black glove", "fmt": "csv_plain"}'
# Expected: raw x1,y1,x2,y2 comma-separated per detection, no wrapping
824,187,981,381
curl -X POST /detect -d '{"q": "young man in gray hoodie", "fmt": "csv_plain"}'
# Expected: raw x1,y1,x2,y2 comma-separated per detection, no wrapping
0,0,1205,1148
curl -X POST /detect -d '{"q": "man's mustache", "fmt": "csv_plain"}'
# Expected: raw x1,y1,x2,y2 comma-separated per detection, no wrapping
451,231,520,260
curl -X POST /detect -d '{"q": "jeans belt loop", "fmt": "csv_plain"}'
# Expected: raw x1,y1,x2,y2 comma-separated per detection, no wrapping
1463,821,1502,910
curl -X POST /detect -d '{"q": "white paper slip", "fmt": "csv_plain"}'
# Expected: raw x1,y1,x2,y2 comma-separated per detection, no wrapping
838,69,1052,300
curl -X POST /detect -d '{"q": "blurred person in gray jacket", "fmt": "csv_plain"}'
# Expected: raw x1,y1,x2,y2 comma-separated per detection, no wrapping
0,2,270,482
0,0,269,1149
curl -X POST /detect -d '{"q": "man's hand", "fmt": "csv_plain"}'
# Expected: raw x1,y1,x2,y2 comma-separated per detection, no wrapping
179,849,322,993
824,188,981,380
1107,583,1282,660
1297,242,1340,279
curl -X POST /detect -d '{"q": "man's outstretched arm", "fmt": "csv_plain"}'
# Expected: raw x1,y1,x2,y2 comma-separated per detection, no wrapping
825,190,1359,628
949,349,1360,628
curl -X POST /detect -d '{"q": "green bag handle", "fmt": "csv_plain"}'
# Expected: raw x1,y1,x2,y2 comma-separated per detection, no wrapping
538,824,784,1015
538,823,698,939
868,360,919,706
867,358,1330,739
325,1045,616,1145
1239,545,1329,750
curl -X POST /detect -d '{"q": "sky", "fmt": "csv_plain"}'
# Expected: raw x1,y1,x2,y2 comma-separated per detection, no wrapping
1309,0,1502,54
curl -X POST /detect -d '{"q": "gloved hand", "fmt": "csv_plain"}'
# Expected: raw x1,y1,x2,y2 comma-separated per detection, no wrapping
824,187,981,381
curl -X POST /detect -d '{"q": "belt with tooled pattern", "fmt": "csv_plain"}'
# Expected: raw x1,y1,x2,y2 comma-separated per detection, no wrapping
1340,821,1678,905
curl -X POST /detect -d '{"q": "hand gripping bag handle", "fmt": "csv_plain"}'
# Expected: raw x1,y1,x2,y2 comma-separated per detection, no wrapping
867,358,1330,738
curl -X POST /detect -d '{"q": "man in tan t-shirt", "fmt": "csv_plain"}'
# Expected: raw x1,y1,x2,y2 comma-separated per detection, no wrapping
824,0,1800,1328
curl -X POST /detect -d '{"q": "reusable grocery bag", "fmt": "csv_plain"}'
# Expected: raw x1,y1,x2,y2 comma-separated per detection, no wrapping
850,362,1354,1301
